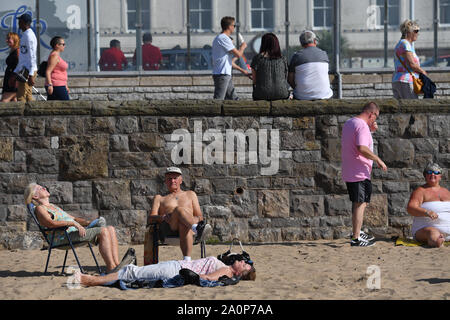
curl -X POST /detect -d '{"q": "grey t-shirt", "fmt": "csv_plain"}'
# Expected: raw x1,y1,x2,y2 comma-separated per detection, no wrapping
288,46,333,100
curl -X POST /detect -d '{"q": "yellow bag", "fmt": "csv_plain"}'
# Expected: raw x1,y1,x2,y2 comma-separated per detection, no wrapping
396,53,423,95
412,76,424,94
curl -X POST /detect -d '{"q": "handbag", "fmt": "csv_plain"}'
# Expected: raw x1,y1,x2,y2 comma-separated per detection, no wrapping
16,67,29,83
37,61,48,77
217,238,253,266
396,52,423,94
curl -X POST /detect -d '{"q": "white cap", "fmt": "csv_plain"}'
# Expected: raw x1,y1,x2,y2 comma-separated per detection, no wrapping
165,167,182,175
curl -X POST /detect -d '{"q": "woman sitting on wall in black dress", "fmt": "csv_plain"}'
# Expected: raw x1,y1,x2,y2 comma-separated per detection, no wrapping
1,32,20,102
250,32,290,101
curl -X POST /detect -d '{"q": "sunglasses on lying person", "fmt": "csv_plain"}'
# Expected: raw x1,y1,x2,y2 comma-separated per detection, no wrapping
425,170,441,175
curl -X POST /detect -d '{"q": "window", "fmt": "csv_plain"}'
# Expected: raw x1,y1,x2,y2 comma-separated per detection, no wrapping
313,0,333,29
375,0,400,27
127,0,150,32
251,0,274,30
189,0,212,31
441,0,450,25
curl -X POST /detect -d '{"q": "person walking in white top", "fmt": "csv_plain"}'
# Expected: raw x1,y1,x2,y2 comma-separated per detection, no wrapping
14,13,37,102
212,16,247,100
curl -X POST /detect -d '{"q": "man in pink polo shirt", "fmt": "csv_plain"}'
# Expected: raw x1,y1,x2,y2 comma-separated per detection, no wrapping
341,102,388,247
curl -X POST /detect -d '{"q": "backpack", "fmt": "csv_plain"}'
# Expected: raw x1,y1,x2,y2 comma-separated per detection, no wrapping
217,238,253,266
37,61,48,77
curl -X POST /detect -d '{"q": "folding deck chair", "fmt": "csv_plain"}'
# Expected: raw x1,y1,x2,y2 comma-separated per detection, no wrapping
144,218,207,265
26,203,101,275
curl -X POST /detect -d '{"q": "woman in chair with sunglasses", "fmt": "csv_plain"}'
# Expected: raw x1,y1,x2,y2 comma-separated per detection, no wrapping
45,36,70,100
407,163,450,247
24,183,126,273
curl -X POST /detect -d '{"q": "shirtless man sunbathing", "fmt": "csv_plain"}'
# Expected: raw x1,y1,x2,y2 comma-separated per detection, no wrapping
407,163,450,247
149,167,212,260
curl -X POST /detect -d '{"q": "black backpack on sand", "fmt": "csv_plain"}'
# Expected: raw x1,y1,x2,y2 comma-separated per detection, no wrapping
217,238,253,266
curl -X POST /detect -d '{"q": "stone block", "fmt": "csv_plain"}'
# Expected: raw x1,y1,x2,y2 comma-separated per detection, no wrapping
73,181,92,203
389,114,410,137
14,136,51,150
321,138,341,162
293,117,315,129
0,118,19,137
388,192,411,217
20,118,45,136
93,180,132,210
257,190,289,218
378,139,415,167
365,194,388,227
203,205,232,219
406,114,427,138
315,163,347,194
46,181,73,204
116,116,139,133
110,135,129,152
291,194,324,217
440,138,450,153
100,210,122,227
230,189,257,218
411,138,439,154
428,115,450,138
4,232,43,250
130,179,160,197
128,133,164,152
158,117,189,133
382,181,410,193
324,195,352,216
212,178,236,193
6,205,27,221
193,179,212,195
132,195,154,210
59,135,109,180
280,130,304,150
90,117,116,134
120,210,147,228
0,137,13,161
27,149,58,174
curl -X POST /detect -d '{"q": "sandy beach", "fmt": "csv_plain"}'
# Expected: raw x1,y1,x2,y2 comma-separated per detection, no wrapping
0,240,449,300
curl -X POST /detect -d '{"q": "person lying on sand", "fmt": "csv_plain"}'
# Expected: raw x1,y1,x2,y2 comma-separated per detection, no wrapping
75,256,256,287
407,163,450,247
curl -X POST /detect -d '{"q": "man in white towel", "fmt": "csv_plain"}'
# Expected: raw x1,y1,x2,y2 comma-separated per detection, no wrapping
407,163,450,247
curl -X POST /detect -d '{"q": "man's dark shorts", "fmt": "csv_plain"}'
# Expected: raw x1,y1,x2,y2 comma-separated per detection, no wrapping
346,179,372,203
158,221,179,242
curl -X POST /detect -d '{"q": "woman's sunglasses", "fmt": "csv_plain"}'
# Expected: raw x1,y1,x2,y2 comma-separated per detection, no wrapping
413,29,420,33
425,170,441,175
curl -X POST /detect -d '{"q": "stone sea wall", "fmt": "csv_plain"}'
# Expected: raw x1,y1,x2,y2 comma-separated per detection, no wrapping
0,98,449,250
4,71,450,101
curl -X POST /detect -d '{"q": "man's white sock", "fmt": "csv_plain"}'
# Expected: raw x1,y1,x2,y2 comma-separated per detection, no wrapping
184,256,191,261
